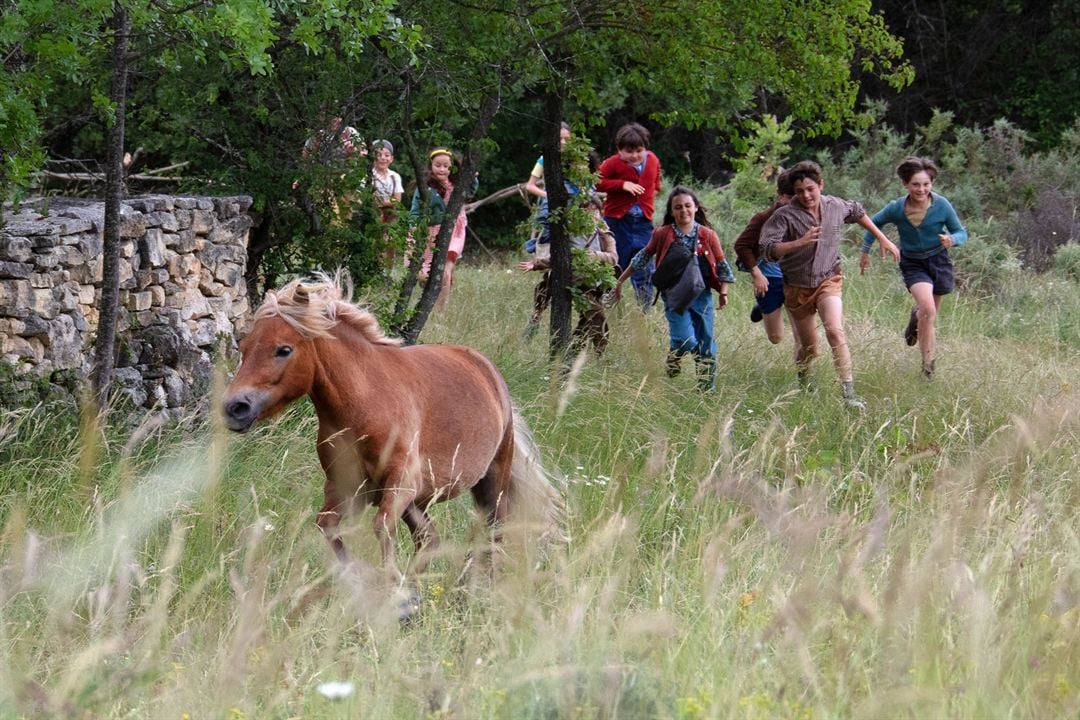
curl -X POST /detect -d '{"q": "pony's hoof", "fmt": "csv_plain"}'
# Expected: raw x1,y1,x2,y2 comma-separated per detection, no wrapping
394,585,423,623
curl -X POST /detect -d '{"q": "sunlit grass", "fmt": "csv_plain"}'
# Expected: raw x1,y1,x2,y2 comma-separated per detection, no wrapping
1,257,1078,718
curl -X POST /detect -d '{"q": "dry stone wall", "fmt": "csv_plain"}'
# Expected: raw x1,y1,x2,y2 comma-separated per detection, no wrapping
0,195,253,409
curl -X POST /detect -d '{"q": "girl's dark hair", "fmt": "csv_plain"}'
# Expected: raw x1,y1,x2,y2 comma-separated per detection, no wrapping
787,160,823,187
896,156,938,183
422,147,461,192
614,122,650,150
662,185,712,229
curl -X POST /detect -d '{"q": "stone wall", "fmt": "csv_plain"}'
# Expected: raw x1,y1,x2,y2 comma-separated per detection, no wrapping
0,195,253,409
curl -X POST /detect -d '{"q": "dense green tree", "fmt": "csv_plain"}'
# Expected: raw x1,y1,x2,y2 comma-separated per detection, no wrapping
863,0,1079,148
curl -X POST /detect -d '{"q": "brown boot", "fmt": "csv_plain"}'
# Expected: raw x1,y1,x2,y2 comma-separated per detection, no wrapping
904,308,919,347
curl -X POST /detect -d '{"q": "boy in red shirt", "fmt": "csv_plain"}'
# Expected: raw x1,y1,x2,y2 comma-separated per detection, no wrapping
596,123,662,310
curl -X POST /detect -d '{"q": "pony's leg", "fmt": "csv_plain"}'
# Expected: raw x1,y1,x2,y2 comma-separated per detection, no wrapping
403,502,440,575
373,479,418,581
316,489,348,562
471,428,515,531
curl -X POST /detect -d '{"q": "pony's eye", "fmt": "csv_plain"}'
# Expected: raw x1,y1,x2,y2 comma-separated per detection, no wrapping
275,345,293,358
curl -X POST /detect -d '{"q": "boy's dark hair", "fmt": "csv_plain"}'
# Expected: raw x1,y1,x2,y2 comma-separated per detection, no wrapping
662,185,712,229
787,160,823,187
615,122,650,150
896,156,938,183
776,170,794,197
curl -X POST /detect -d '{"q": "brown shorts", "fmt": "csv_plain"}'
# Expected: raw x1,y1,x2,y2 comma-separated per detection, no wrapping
784,272,843,321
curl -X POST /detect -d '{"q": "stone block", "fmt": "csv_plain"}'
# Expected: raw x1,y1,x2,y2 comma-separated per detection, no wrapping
177,253,201,278
141,228,168,267
166,287,210,321
0,279,33,312
149,285,165,307
163,368,189,408
32,249,60,270
54,217,94,235
30,288,60,319
174,198,197,210
6,315,48,337
1,335,43,362
53,245,87,267
118,258,136,289
144,212,179,232
189,318,218,346
28,273,54,289
75,231,104,257
229,295,250,319
214,261,243,287
3,221,58,237
0,237,33,263
174,230,198,253
56,282,80,312
174,210,192,230
119,206,147,238
127,291,153,311
0,261,33,279
191,210,214,233
44,315,82,370
78,284,97,304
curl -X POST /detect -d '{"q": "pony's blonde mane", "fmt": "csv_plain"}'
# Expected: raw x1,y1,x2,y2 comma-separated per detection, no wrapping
253,271,402,345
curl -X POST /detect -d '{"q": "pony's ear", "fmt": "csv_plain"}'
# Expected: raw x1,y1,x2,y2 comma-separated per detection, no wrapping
293,284,311,305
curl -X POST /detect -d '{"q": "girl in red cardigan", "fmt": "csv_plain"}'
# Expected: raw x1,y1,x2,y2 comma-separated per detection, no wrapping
610,186,735,391
596,123,662,311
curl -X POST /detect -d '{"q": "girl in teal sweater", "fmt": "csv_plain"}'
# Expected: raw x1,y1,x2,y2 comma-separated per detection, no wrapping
860,157,967,378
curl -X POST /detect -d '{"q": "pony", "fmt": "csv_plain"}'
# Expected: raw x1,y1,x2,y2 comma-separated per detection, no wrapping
222,272,562,577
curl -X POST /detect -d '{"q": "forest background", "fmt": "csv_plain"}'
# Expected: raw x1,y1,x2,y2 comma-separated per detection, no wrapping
2,0,1076,346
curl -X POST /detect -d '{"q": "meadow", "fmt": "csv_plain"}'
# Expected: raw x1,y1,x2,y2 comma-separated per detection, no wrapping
1,221,1078,719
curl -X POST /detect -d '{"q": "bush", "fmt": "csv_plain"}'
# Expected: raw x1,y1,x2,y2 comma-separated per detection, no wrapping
1052,242,1080,281
954,226,1022,296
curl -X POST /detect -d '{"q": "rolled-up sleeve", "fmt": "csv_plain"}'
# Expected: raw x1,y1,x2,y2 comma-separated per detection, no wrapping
715,258,736,284
842,199,867,224
759,213,787,263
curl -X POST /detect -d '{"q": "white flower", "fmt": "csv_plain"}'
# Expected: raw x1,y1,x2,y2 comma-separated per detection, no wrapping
316,681,355,699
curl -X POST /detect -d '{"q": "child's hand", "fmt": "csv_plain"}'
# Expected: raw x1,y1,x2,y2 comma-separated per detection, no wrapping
859,252,870,275
603,283,623,306
518,260,535,273
622,181,645,196
751,271,768,297
880,239,900,261
799,226,822,246
939,233,953,249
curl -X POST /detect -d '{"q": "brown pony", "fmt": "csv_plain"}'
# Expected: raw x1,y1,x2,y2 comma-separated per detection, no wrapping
222,273,561,576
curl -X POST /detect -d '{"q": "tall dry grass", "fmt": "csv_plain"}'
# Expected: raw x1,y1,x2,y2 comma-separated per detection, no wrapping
1,260,1078,718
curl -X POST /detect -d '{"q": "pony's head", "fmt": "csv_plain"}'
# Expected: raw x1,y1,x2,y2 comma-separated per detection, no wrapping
222,272,399,432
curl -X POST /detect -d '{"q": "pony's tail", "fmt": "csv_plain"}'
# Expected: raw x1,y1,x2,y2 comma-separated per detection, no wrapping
507,408,566,544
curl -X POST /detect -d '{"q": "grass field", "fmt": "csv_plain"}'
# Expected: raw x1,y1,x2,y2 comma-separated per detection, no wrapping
1,246,1078,719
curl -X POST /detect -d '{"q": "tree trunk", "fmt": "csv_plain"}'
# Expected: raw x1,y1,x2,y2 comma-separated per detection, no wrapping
390,79,431,331
543,89,572,357
400,91,501,345
90,1,130,409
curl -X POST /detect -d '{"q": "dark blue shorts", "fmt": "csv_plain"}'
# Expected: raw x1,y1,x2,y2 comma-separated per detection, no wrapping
754,276,786,315
899,250,954,295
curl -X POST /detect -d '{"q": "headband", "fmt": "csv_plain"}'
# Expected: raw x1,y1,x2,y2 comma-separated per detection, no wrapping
429,149,453,160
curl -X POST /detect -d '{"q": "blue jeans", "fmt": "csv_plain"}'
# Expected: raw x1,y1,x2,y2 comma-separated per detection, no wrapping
665,289,716,389
606,214,654,309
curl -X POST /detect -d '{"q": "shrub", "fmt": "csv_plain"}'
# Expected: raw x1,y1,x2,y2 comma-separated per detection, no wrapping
954,226,1022,296
1052,241,1080,281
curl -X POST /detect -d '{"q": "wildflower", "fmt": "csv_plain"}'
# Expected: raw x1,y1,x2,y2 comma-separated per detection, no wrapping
316,681,356,699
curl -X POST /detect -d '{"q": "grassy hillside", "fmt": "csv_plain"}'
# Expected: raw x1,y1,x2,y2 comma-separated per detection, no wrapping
1,250,1078,718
